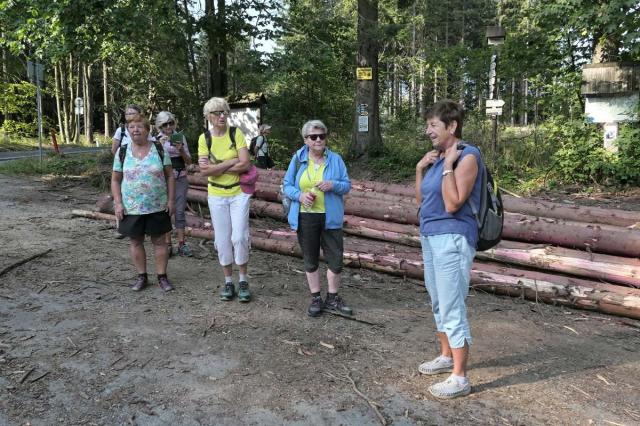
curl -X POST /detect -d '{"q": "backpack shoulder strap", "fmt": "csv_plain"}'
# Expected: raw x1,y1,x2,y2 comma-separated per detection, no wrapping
118,143,127,165
229,126,237,150
153,140,165,164
204,129,212,150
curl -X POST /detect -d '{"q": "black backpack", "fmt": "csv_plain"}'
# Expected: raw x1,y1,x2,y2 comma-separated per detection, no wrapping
249,136,259,157
460,143,504,251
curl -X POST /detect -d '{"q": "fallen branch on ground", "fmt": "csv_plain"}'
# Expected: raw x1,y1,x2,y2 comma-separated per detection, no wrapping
0,249,52,278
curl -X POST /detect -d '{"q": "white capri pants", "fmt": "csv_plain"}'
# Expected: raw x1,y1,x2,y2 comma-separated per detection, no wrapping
207,193,251,266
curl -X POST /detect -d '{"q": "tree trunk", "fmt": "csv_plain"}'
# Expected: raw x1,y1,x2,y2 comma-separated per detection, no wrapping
83,63,93,145
73,208,640,320
103,62,109,138
351,0,382,158
59,61,72,144
502,196,640,228
1,33,7,131
179,0,201,101
54,63,67,144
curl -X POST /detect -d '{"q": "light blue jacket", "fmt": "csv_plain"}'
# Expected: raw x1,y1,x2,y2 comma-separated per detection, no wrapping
283,145,351,230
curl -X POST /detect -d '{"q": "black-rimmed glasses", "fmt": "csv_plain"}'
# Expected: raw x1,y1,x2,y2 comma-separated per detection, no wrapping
210,111,229,117
305,134,326,141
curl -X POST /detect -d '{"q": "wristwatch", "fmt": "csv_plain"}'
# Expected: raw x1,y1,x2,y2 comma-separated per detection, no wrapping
442,169,454,177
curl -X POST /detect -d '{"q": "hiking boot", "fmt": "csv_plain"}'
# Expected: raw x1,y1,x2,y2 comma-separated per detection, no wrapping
308,295,324,317
115,232,126,240
220,282,235,301
177,243,193,257
157,275,174,292
428,376,471,399
238,281,251,303
418,355,454,375
324,294,353,316
131,274,148,291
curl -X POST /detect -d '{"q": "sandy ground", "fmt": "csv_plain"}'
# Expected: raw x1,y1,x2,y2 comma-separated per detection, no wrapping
0,174,639,426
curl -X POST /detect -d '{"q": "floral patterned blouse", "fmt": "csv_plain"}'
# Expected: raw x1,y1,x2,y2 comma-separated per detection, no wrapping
113,143,172,215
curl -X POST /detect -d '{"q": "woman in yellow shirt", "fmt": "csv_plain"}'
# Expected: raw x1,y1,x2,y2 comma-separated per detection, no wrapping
197,97,253,302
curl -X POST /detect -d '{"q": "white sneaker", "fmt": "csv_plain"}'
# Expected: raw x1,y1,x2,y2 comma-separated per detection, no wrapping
428,376,471,399
418,355,454,375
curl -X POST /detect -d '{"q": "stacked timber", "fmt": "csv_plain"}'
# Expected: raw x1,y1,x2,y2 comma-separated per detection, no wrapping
87,169,640,319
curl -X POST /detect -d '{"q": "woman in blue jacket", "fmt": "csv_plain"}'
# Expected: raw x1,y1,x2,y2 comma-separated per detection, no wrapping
282,120,352,317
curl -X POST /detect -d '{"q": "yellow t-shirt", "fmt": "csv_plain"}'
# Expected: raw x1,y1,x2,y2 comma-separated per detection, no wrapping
299,157,326,213
197,128,247,197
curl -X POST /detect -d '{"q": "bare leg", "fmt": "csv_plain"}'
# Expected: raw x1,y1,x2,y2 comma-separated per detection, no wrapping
327,269,340,293
130,236,146,274
151,234,168,275
222,264,233,279
437,332,468,376
306,270,321,293
238,262,247,277
176,228,185,244
451,343,469,377
437,332,452,358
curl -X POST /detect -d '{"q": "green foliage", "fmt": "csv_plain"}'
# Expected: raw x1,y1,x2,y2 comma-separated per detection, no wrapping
0,82,39,136
547,118,609,185
608,124,640,185
0,153,97,176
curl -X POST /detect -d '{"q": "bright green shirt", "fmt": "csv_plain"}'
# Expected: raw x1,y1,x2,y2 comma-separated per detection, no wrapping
299,157,326,213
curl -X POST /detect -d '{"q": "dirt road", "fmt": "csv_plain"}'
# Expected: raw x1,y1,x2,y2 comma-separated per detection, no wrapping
1,174,639,425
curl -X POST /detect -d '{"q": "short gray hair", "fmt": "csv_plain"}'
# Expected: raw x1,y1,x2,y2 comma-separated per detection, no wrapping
301,120,328,139
155,111,176,129
203,97,230,117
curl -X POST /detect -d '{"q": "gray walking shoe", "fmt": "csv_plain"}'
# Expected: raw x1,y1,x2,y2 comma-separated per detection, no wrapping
428,376,471,399
418,355,454,375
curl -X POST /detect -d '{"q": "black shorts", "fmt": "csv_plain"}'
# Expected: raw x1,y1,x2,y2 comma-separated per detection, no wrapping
118,211,172,237
297,213,344,273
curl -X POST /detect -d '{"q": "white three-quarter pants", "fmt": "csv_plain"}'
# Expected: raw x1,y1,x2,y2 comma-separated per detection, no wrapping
207,193,251,266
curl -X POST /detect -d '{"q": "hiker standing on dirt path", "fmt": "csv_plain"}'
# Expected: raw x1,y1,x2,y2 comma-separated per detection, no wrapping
111,116,176,292
415,100,482,399
197,97,253,303
282,120,352,318
156,111,194,258
254,124,275,169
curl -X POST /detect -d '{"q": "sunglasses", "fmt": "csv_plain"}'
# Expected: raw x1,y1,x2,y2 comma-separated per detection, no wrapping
210,111,229,117
161,121,175,128
305,133,327,141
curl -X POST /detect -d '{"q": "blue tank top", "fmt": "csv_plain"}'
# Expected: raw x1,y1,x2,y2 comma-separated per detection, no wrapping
419,144,483,248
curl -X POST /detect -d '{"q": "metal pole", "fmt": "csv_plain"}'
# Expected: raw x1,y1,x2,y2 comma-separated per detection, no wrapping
36,69,43,169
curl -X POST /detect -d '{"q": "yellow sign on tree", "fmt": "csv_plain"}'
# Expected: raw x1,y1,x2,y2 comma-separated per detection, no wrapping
356,67,373,80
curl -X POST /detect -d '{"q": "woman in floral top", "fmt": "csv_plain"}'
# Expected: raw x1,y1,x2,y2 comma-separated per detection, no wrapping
111,116,176,292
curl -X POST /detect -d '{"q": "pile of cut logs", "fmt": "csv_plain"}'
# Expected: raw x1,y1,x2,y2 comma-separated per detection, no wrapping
78,169,640,320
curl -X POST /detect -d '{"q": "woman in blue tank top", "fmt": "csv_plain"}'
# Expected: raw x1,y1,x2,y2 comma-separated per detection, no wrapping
414,100,482,399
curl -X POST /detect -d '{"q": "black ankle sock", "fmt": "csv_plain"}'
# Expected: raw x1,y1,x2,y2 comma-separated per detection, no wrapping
157,274,167,279
138,273,148,278
311,292,321,298
327,292,337,297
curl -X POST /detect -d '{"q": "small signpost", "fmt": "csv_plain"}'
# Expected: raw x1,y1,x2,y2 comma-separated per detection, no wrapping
357,103,369,132
356,67,372,80
485,99,505,116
